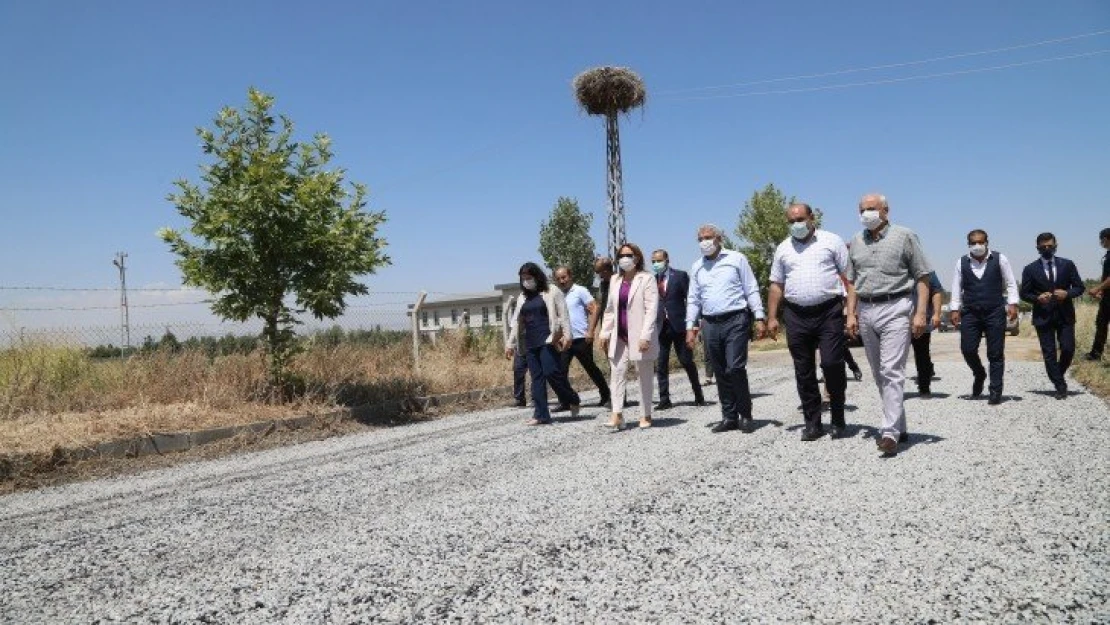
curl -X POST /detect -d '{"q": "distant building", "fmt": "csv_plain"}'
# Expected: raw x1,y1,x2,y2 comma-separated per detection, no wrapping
408,283,522,339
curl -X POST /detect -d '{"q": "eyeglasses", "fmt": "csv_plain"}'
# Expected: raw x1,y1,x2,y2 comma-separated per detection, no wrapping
618,254,634,259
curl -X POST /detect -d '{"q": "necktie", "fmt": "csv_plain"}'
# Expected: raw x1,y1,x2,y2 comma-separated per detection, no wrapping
658,275,666,298
1047,261,1056,286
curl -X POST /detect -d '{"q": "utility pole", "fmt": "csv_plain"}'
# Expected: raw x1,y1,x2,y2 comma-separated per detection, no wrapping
113,252,131,354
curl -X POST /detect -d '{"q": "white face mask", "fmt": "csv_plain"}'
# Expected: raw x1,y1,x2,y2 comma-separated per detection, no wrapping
969,243,987,258
789,221,811,240
617,257,636,272
521,278,536,291
860,209,883,230
698,238,718,256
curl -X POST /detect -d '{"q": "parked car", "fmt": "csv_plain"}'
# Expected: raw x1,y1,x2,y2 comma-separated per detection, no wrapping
938,305,956,332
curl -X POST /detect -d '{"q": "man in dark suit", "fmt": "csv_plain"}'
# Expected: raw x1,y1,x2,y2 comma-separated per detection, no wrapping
1020,232,1086,399
651,249,705,409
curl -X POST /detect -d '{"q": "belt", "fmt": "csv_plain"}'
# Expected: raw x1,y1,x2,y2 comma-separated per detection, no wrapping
784,297,840,315
701,309,745,323
857,290,912,304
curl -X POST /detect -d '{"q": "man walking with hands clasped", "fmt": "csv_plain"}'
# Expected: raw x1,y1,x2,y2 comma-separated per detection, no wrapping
651,249,705,409
1020,232,1085,399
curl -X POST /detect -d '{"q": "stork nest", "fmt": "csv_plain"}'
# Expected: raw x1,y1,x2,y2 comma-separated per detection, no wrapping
573,66,646,116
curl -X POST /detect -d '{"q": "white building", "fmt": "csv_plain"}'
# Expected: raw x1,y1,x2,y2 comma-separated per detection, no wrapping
409,282,522,339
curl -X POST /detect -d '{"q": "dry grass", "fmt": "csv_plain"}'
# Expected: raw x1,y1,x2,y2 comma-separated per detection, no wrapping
1017,302,1109,400
0,330,514,456
0,326,790,457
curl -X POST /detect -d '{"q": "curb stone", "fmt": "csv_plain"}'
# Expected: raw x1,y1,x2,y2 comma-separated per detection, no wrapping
0,383,519,481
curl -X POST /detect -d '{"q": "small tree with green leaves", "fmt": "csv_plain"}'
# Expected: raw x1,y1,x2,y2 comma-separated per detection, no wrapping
538,196,597,285
734,183,822,305
161,88,390,393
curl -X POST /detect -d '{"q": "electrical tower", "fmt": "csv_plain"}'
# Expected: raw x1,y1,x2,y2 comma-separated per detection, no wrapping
113,252,131,352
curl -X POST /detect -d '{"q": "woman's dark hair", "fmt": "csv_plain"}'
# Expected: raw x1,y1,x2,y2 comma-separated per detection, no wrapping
518,262,549,292
617,242,646,272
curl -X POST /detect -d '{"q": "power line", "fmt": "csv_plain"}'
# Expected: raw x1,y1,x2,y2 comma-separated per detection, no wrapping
0,286,424,295
663,49,1110,102
658,28,1110,95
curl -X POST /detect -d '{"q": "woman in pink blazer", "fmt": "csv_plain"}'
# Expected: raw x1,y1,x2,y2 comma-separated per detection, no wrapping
599,242,660,430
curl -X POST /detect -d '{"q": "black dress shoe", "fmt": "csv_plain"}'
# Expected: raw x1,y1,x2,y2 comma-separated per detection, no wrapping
552,404,570,412
830,424,846,438
988,391,1002,405
595,397,611,408
1054,388,1068,400
739,417,754,433
513,400,527,408
972,374,986,398
851,367,863,381
1084,353,1102,362
711,420,740,433
693,397,707,406
898,432,909,444
800,428,825,441
918,387,932,398
655,399,674,410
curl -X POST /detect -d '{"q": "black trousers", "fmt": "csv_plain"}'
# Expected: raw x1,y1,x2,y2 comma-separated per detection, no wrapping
512,349,528,403
559,338,611,401
911,332,935,391
1036,321,1076,389
656,324,703,402
960,306,1007,394
784,300,847,430
702,311,752,422
1090,296,1110,357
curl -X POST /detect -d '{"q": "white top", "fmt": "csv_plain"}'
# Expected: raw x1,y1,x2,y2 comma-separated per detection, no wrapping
948,251,1019,310
769,229,849,307
562,284,594,339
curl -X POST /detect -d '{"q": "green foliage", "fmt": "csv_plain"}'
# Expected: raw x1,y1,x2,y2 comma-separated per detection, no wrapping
161,88,390,392
538,197,597,285
734,183,822,304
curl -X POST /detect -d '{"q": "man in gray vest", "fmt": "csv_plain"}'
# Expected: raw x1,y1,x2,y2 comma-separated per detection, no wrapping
846,193,931,457
948,229,1019,405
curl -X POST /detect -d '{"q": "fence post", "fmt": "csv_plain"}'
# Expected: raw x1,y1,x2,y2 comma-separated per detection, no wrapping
411,291,427,372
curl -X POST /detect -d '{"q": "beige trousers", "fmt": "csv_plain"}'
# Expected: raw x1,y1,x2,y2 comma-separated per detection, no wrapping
609,339,656,415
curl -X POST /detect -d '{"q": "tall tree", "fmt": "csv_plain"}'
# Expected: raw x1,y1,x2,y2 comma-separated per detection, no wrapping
538,197,597,285
734,183,822,305
161,88,390,391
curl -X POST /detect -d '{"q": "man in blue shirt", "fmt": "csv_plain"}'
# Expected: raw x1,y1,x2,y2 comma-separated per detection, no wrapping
685,224,767,433
553,266,611,408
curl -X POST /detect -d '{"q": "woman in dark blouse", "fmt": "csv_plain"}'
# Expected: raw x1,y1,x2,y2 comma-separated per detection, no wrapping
505,262,581,425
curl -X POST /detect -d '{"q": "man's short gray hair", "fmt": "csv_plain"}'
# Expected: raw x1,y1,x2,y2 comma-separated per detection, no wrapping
859,193,888,209
697,223,723,237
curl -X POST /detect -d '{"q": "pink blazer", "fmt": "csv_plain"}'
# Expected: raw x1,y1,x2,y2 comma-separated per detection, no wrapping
598,271,659,361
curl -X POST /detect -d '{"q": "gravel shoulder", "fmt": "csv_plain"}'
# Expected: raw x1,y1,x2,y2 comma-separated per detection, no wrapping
0,333,1106,622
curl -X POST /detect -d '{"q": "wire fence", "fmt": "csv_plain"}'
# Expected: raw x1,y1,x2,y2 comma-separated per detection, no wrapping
0,288,465,350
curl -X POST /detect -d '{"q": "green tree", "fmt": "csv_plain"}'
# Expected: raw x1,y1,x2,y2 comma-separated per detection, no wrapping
161,88,390,391
538,196,597,285
734,183,822,305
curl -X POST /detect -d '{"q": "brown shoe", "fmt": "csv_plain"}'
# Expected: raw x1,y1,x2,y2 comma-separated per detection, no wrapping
639,416,653,429
877,436,898,456
608,413,624,431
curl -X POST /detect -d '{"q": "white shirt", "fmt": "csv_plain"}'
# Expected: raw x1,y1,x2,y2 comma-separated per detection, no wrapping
948,251,1019,310
769,229,849,307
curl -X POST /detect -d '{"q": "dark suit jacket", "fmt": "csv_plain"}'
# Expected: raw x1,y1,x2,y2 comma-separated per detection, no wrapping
655,267,690,334
1019,256,1085,327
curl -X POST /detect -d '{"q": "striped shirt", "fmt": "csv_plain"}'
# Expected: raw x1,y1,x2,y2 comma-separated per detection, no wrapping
847,223,932,297
685,248,765,328
769,229,849,306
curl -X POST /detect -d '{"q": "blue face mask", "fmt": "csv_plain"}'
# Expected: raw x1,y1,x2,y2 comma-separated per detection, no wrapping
789,221,811,240
652,261,667,275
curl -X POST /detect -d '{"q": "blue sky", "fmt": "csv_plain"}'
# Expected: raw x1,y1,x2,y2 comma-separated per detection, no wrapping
1,1,1108,331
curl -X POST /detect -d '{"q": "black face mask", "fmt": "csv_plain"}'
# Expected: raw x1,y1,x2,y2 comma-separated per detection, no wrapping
1038,245,1056,260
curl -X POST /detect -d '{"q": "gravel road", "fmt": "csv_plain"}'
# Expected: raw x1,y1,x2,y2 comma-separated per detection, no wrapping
2,334,1107,623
